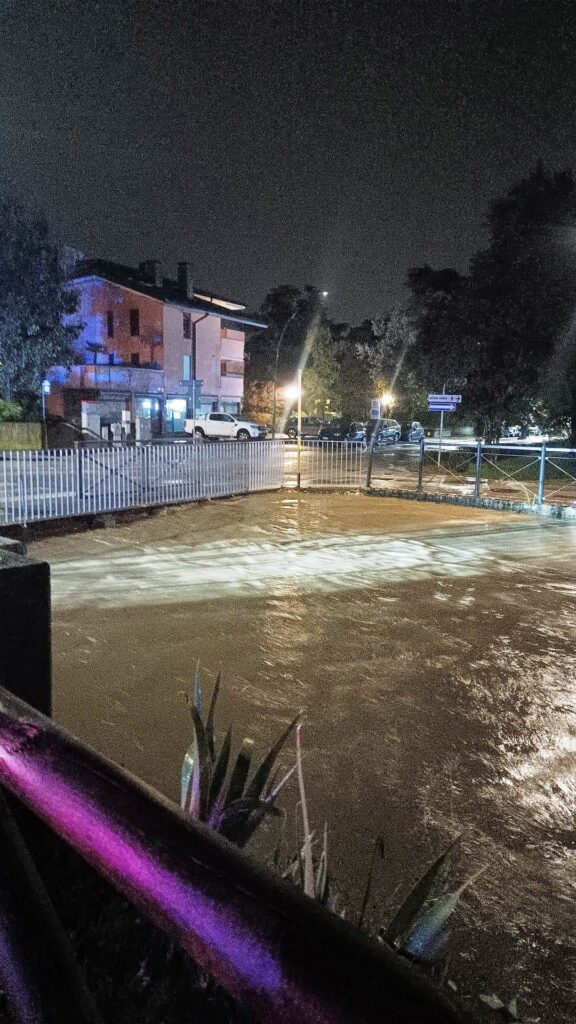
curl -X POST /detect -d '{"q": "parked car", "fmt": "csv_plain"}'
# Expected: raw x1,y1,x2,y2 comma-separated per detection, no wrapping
318,419,366,443
399,420,425,442
285,416,325,439
501,424,524,439
184,413,267,440
365,417,401,445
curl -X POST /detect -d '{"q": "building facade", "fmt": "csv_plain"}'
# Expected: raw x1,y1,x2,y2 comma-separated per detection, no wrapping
47,258,265,438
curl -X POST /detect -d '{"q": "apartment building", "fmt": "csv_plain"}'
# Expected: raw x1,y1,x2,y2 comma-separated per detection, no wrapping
47,258,265,437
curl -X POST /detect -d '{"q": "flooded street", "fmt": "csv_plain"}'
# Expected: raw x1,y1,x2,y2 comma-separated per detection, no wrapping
31,492,576,1021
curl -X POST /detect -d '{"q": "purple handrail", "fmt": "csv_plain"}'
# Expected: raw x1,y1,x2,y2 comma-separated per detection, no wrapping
0,687,468,1024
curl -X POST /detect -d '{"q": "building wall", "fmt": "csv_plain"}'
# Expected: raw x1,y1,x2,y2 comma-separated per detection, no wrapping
162,307,244,409
68,278,164,366
57,277,246,427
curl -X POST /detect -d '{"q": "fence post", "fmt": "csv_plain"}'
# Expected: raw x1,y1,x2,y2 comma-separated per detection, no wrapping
75,442,84,511
417,438,425,493
537,441,547,510
474,440,482,500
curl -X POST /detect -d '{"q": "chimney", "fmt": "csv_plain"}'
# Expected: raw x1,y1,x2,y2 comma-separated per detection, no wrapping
177,261,194,300
139,260,162,288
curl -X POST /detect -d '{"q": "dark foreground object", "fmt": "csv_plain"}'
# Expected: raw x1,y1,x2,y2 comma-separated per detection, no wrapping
0,687,468,1024
0,791,102,1024
0,547,51,715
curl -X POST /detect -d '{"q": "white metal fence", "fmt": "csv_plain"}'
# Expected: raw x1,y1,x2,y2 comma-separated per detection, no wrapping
0,440,285,526
283,440,367,489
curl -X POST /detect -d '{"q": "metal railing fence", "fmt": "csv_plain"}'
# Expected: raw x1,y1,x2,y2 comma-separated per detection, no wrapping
0,440,285,526
283,440,367,489
2,439,575,525
291,439,576,512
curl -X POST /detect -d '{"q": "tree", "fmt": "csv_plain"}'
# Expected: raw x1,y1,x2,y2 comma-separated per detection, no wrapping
402,164,576,439
302,325,340,415
0,200,78,408
463,163,576,438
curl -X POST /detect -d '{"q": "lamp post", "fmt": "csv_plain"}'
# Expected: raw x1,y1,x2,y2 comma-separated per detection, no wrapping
284,374,303,487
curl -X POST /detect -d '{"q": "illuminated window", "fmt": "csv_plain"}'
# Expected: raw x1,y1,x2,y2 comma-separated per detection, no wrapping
129,308,140,336
183,313,191,339
107,310,114,338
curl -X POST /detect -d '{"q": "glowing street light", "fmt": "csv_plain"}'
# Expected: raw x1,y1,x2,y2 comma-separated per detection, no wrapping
284,383,301,403
381,391,395,411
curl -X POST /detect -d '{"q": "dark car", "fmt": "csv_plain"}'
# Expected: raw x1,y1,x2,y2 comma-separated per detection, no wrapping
318,419,366,443
400,420,425,443
285,416,324,439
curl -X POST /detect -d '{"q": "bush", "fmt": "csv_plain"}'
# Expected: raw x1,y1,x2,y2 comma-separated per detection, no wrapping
0,399,22,422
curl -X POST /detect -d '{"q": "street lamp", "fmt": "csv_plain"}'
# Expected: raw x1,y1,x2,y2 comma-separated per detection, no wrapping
381,391,395,416
285,371,303,487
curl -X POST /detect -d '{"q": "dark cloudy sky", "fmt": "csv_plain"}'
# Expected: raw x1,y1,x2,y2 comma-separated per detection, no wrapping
1,0,576,321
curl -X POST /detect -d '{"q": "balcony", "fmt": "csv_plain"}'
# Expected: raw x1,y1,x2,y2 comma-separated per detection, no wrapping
52,364,165,394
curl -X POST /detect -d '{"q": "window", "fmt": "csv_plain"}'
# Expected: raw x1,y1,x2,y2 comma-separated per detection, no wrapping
220,359,244,377
182,355,191,381
130,353,140,367
183,313,191,339
107,310,114,338
129,308,140,336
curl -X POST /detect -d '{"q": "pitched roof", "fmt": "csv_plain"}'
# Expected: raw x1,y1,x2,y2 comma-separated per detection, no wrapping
70,258,267,328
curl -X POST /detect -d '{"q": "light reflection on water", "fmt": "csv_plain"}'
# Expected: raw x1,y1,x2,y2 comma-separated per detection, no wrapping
32,493,576,1022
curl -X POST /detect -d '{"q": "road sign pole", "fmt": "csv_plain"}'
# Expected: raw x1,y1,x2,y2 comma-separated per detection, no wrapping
437,384,446,467
437,409,444,467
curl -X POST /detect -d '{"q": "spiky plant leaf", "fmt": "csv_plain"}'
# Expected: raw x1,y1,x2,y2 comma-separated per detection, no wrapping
384,836,462,949
357,834,385,929
193,661,202,716
315,823,329,903
402,867,486,963
265,763,297,804
205,670,221,762
181,740,196,810
244,715,300,803
295,723,315,898
207,724,232,820
188,706,212,821
225,738,254,808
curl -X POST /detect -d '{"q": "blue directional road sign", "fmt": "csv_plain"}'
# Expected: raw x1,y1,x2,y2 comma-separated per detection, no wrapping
428,401,457,412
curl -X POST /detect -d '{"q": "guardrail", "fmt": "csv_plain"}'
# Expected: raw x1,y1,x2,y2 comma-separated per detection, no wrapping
0,440,285,526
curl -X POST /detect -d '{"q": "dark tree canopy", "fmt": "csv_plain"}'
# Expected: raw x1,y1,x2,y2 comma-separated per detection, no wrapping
0,200,79,406
403,163,576,438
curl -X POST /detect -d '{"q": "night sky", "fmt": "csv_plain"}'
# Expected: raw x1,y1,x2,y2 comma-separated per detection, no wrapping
1,0,576,322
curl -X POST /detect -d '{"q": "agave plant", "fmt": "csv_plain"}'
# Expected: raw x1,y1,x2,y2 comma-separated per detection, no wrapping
180,667,299,848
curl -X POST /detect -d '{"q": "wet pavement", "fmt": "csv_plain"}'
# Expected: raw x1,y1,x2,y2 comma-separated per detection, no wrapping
31,492,576,1021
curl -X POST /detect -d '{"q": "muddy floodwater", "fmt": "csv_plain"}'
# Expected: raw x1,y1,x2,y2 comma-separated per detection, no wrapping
31,492,576,1021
